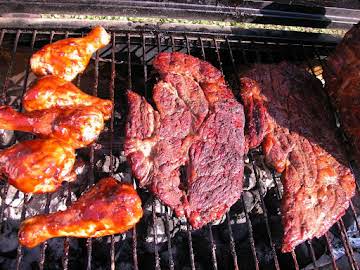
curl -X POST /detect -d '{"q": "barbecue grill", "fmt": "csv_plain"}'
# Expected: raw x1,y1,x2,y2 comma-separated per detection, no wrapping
0,1,359,269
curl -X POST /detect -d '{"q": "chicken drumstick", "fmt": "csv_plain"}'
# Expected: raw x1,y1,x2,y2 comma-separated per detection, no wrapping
0,139,76,193
23,75,113,120
0,105,105,149
19,177,143,248
31,26,110,81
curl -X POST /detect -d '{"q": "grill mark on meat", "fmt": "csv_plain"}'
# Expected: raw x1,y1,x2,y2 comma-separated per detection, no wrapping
324,23,360,164
240,62,355,253
125,52,245,228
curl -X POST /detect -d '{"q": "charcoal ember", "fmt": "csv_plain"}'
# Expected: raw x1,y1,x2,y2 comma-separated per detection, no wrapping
143,199,179,252
96,155,120,173
14,131,35,143
143,198,173,217
43,238,80,270
0,245,40,270
243,164,256,191
68,157,90,192
229,222,249,242
113,110,122,121
112,171,133,184
1,186,24,221
145,217,167,245
291,239,326,268
211,214,227,226
252,154,275,195
243,191,259,213
0,220,18,253
160,246,177,267
28,188,76,216
264,188,281,216
106,233,126,244
230,212,246,224
116,262,133,270
1,185,77,223
0,129,14,148
73,158,89,180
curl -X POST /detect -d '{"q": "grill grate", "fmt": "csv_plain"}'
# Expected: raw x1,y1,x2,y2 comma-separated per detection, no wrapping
0,28,358,270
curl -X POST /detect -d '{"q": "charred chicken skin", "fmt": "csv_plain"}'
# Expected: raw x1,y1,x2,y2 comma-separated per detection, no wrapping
23,75,113,120
19,177,143,248
31,26,110,81
0,105,105,149
0,139,76,194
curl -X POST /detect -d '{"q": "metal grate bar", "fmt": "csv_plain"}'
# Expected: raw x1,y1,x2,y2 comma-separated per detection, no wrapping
291,251,299,270
85,46,100,270
247,43,281,269
349,200,360,232
299,46,343,270
19,30,37,108
250,153,280,270
290,44,339,270
127,34,133,90
300,48,335,270
324,232,339,270
39,193,52,270
0,29,5,46
0,29,20,231
62,182,72,270
1,30,20,104
226,37,260,270
152,201,161,269
212,38,239,270
271,171,282,201
306,240,319,270
168,34,196,270
127,33,139,270
186,223,196,270
196,37,218,270
141,33,161,270
225,213,239,270
142,34,148,98
15,29,37,270
109,31,116,270
38,31,56,270
15,194,28,270
308,46,360,270
164,210,175,270
61,31,72,270
340,219,359,270
337,221,358,270
156,33,175,270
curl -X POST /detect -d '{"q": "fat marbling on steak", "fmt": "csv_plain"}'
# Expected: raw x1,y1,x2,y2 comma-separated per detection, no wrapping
125,52,245,229
323,23,360,164
240,62,355,252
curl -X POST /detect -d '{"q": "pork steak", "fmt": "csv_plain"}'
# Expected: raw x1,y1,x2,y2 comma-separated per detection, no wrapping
125,52,245,228
240,62,355,252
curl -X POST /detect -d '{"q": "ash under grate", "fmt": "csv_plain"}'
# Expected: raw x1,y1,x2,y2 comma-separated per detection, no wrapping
0,29,358,270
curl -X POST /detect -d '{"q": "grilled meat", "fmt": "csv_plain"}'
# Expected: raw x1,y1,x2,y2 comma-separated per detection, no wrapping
125,52,245,228
23,75,113,120
18,177,143,248
31,26,110,81
240,62,355,252
323,23,360,164
0,139,76,193
0,105,105,149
